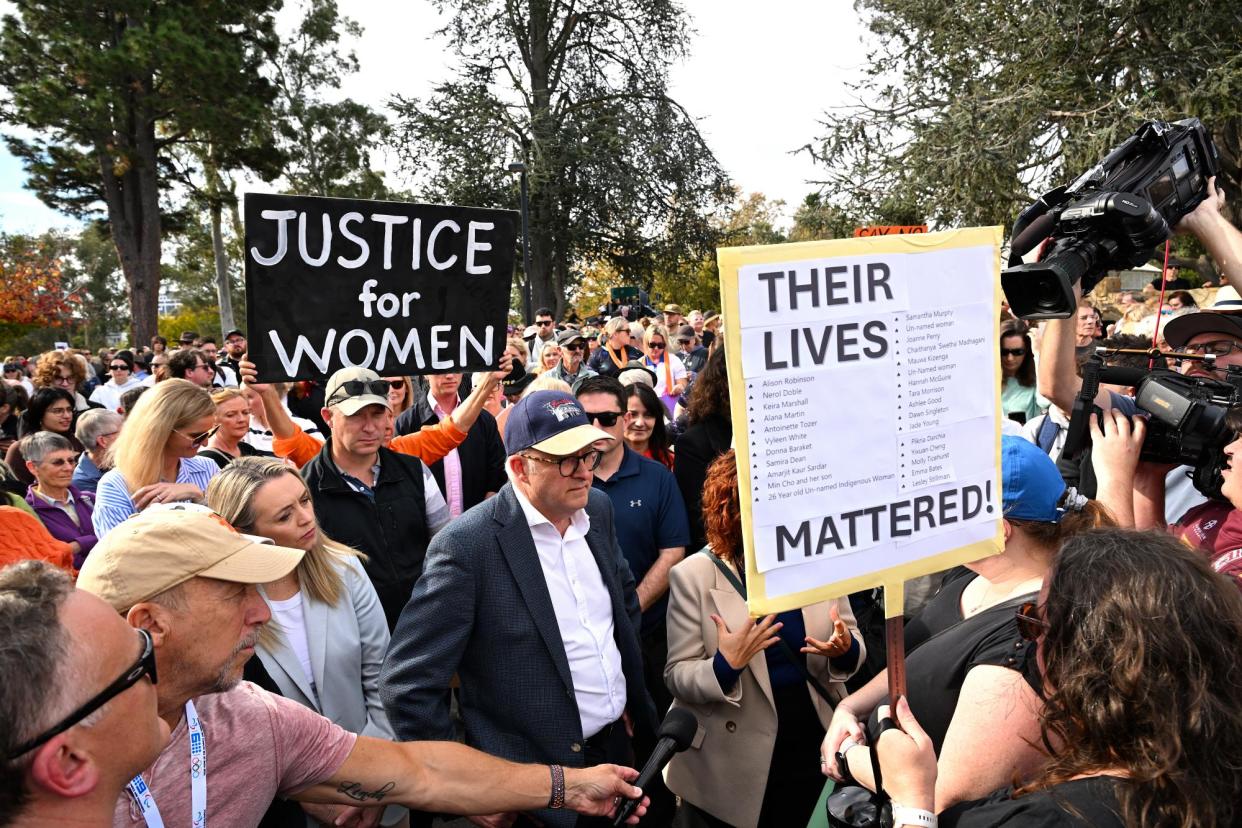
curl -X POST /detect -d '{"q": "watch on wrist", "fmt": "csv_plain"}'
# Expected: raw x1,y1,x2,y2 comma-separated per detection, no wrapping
891,804,936,827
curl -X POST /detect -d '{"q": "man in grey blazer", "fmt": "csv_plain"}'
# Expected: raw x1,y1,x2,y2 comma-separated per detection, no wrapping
381,390,658,828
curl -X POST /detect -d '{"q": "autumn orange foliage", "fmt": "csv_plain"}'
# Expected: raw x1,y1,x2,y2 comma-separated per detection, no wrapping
0,237,76,326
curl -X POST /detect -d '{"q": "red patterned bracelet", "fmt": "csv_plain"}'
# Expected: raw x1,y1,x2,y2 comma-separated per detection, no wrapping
548,764,566,809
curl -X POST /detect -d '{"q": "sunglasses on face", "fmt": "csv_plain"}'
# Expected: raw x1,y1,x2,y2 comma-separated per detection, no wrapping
6,628,158,760
1001,348,1026,357
563,343,583,352
649,341,665,350
1015,601,1049,641
52,376,74,386
520,449,604,477
176,424,220,446
327,379,392,406
537,320,554,327
677,339,692,346
586,411,622,427
388,380,406,390
110,364,130,371
38,456,77,468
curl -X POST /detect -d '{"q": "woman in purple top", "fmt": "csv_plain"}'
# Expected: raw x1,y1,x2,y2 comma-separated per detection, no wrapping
20,431,96,568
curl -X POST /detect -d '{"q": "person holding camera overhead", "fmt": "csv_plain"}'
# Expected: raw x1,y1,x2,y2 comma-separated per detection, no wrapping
1037,177,1242,522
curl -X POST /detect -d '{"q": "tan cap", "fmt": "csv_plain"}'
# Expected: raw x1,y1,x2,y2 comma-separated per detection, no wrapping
324,366,391,416
78,505,305,612
663,303,683,315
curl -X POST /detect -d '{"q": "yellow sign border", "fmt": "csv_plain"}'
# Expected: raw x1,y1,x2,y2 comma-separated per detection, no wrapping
717,227,1006,617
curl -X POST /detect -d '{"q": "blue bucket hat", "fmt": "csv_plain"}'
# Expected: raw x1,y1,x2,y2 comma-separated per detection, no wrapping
1001,435,1067,523
504,390,613,455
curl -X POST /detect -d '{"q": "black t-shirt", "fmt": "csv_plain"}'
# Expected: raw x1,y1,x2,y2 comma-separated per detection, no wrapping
1150,276,1191,291
942,777,1124,827
867,567,1038,754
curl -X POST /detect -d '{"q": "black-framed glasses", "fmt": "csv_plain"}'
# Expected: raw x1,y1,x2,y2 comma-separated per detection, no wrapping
648,341,665,350
327,379,392,406
520,449,603,477
586,411,622,427
176,424,219,446
6,628,157,760
1181,339,1242,357
109,363,130,371
1000,348,1026,357
1015,601,1049,641
537,319,554,327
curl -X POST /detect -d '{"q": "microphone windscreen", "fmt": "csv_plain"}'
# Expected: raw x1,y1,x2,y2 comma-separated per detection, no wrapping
657,707,698,750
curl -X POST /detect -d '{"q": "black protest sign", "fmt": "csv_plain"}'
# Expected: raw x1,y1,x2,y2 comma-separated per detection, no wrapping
245,193,517,382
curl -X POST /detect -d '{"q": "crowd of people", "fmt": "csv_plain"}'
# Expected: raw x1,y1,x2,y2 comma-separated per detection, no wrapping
3,187,1242,828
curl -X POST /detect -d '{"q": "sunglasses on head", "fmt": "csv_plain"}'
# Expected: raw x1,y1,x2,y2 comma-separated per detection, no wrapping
586,411,622,427
6,628,157,760
1015,601,1049,641
328,379,392,405
1001,348,1026,357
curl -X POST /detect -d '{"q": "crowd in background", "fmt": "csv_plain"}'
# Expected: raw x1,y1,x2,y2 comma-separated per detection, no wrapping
3,188,1242,828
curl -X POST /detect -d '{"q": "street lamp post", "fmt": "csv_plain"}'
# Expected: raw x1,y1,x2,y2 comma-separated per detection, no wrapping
507,162,535,324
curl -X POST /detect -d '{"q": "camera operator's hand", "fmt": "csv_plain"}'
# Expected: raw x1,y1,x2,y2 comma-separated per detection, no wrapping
1090,410,1146,527
1175,176,1242,291
1176,176,1226,236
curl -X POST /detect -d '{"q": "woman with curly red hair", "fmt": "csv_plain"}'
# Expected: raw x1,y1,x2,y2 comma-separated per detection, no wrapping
663,450,863,828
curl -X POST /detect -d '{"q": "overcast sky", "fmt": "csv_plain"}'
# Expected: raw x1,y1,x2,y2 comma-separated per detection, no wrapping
0,0,869,235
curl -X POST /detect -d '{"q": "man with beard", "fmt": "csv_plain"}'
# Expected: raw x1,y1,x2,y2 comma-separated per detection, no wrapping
77,507,648,828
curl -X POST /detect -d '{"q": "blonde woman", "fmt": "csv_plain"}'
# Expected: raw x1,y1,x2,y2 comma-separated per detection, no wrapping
588,316,642,378
206,456,404,824
641,323,688,416
536,342,562,374
384,375,416,416
207,457,407,827
92,379,219,536
199,387,272,469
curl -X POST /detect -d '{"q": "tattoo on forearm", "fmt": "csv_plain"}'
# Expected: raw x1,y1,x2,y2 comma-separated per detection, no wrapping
336,781,396,802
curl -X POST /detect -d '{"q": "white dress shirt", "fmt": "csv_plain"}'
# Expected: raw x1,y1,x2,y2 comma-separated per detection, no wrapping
512,484,627,738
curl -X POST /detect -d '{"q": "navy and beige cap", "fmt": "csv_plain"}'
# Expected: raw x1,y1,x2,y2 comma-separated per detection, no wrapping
77,504,305,612
1163,285,1242,349
504,390,613,455
324,366,391,416
1001,435,1066,523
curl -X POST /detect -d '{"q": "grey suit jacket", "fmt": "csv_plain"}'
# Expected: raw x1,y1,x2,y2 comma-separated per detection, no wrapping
258,555,405,826
380,483,657,828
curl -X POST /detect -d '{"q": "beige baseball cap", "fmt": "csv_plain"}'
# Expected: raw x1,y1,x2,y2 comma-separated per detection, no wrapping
77,505,305,612
324,366,391,416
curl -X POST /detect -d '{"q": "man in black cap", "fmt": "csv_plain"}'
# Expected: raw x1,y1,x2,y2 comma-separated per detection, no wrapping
546,329,598,392
381,390,656,828
673,325,708,374
219,328,246,376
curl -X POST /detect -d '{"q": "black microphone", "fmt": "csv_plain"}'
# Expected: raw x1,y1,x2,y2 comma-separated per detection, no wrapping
612,708,697,826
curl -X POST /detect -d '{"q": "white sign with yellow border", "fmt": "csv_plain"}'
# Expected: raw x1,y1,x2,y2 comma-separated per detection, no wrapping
718,227,1006,616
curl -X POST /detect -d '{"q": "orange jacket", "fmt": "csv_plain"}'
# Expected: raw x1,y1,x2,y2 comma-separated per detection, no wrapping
0,505,76,573
273,417,470,469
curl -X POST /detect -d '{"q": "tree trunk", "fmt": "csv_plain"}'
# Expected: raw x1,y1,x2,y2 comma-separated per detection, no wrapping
205,154,235,333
